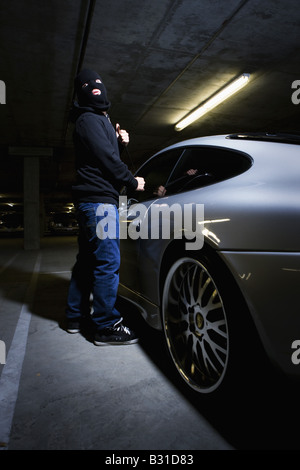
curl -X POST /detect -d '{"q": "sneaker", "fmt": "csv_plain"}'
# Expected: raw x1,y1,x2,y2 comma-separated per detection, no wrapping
66,319,81,334
94,322,138,346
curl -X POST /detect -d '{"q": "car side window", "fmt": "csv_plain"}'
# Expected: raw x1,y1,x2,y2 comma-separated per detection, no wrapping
129,148,184,202
164,146,252,195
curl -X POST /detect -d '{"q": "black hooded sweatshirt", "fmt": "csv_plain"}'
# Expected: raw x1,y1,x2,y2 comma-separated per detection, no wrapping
70,70,138,206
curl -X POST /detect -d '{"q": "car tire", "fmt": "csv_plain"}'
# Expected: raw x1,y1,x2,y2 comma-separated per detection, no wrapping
161,252,253,395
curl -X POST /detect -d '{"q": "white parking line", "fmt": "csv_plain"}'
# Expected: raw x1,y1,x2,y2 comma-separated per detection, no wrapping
0,252,41,450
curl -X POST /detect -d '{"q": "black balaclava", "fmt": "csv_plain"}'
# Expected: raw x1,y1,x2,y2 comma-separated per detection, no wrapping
74,69,111,111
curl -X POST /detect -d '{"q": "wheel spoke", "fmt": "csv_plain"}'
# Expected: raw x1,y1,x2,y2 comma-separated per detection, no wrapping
209,318,227,338
201,341,221,376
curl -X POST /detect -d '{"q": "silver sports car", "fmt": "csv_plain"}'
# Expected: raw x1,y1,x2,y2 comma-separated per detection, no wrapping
118,132,300,394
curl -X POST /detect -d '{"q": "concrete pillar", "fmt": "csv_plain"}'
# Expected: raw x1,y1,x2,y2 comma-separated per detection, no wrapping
23,157,40,250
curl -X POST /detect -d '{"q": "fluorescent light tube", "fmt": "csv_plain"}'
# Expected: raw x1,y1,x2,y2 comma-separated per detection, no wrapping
175,73,250,131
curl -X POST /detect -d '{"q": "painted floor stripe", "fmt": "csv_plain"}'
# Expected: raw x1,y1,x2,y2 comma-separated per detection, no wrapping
0,252,41,449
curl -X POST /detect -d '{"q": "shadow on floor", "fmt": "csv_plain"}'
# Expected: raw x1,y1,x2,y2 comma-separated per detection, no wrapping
120,298,300,451
1,239,300,451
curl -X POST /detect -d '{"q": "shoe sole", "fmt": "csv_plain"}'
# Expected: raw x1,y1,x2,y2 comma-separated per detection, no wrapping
94,338,139,346
67,328,80,334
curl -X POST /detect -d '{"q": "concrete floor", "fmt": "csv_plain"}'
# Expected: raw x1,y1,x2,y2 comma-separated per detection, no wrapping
0,236,300,452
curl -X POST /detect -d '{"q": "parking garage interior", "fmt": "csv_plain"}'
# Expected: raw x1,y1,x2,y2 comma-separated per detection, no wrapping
1,0,300,453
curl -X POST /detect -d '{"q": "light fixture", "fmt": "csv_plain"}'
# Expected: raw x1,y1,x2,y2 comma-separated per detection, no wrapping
175,73,250,131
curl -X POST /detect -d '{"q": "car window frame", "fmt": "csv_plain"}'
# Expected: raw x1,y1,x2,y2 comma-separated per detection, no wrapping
129,147,185,203
126,144,253,203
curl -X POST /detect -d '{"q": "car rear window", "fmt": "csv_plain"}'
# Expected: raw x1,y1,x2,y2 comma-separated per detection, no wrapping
128,145,252,202
165,146,252,194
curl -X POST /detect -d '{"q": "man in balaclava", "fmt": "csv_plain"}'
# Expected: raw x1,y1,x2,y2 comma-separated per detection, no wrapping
65,69,145,345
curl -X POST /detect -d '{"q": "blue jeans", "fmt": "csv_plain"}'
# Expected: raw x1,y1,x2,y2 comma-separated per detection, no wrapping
66,202,121,330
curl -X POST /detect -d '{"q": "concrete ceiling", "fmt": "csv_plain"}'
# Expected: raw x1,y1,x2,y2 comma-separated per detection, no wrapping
0,0,300,213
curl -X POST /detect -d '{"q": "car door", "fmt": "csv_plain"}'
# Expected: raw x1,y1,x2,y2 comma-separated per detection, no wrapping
119,147,185,293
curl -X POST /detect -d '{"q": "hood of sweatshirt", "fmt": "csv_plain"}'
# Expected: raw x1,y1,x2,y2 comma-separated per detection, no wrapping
69,101,107,123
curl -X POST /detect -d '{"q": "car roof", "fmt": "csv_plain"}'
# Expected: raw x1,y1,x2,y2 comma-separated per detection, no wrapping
155,132,300,157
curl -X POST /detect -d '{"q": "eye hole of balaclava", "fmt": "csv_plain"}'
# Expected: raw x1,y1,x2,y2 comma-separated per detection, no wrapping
74,69,111,111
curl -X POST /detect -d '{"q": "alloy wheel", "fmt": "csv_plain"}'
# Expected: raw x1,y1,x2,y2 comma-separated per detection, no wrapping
162,257,230,393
